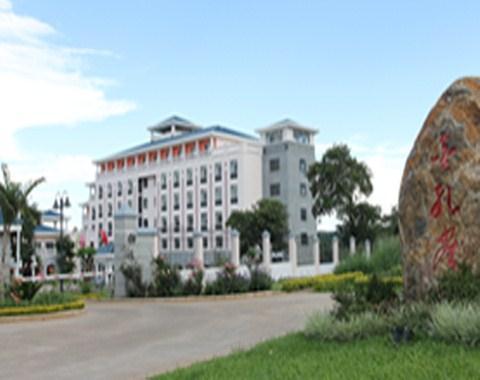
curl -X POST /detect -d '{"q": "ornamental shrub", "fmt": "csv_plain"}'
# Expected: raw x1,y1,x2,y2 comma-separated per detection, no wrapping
305,311,389,341
120,260,147,297
249,266,273,291
182,267,204,296
204,263,249,295
151,256,182,297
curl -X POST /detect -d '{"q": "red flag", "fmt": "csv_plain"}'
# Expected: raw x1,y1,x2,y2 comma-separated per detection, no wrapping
100,229,109,245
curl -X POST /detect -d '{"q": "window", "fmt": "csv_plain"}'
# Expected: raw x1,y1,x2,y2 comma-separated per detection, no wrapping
143,218,149,228
143,197,148,210
128,180,133,195
138,197,142,213
91,207,96,221
203,237,208,249
270,183,280,196
230,160,238,179
174,193,180,210
174,238,180,250
200,166,207,184
300,183,307,197
161,174,167,190
230,185,238,204
98,186,103,200
215,236,223,249
266,130,282,144
301,208,307,221
118,201,122,210
215,212,223,230
215,187,222,206
108,222,113,237
173,171,180,188
294,130,310,144
301,233,309,246
117,181,123,196
200,189,207,208
187,237,194,249
98,205,103,218
161,217,167,233
299,159,307,175
186,168,193,186
269,158,280,172
215,163,222,181
99,222,103,232
187,214,194,232
143,178,148,189
201,213,208,232
108,203,113,217
187,191,193,209
174,215,180,233
45,242,55,250
162,239,168,250
161,194,167,212
107,183,112,198
127,199,133,209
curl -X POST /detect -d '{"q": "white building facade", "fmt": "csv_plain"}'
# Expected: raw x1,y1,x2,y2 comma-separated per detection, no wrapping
81,116,263,267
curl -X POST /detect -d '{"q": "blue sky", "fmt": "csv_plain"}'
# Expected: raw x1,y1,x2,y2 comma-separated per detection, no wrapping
1,0,480,229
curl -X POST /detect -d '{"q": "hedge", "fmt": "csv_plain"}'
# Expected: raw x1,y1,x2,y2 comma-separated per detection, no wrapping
0,300,85,317
281,272,402,293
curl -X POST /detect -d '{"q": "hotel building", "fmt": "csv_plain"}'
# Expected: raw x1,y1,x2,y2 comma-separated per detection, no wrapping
81,116,317,266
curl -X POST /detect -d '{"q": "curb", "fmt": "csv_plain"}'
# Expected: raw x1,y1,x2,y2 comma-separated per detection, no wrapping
0,308,86,324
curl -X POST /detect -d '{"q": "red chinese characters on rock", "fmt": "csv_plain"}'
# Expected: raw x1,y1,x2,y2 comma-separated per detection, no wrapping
431,133,456,171
430,133,460,270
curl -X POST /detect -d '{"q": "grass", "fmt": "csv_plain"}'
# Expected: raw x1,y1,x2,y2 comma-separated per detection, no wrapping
153,333,480,380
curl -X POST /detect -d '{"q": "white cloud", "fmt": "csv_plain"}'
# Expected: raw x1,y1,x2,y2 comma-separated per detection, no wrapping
0,1,134,227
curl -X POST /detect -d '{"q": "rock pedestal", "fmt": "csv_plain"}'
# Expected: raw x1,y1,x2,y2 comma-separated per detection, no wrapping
399,77,480,299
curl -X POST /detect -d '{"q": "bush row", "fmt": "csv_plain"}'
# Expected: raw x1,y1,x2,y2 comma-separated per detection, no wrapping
280,272,402,293
0,299,85,317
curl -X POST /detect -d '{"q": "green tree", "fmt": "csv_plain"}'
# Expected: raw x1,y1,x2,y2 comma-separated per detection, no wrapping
19,205,41,275
77,247,96,272
0,163,44,301
308,144,380,242
227,198,289,255
380,206,399,236
56,236,76,274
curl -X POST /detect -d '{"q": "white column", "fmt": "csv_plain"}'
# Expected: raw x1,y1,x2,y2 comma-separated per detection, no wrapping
313,235,320,274
349,236,356,255
153,235,159,259
193,232,204,269
262,231,271,269
231,229,240,266
365,239,372,259
15,229,21,277
333,236,340,266
289,235,297,276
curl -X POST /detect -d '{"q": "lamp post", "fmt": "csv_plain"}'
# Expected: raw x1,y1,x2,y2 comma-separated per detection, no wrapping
53,191,70,292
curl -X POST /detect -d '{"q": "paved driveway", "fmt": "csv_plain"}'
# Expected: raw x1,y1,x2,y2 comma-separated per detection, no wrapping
0,293,332,380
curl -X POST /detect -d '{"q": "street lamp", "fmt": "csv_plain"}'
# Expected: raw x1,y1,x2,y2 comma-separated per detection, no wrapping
53,191,70,292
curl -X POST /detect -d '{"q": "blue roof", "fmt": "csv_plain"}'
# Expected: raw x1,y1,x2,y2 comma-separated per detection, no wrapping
34,224,60,234
97,125,258,162
42,210,60,218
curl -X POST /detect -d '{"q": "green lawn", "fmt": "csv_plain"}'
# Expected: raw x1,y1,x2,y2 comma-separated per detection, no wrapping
153,333,480,380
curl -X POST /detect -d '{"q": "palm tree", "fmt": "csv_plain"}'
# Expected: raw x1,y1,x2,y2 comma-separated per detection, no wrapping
0,164,45,301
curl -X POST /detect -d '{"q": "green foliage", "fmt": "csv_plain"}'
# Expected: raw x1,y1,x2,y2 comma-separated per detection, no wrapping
430,262,480,302
337,202,382,244
56,236,76,274
334,236,401,276
430,302,480,346
9,279,42,301
204,263,249,295
182,267,204,296
388,302,432,340
248,266,273,291
80,280,93,295
332,274,400,320
120,259,147,297
31,291,78,305
151,256,182,297
77,247,96,272
227,198,288,254
305,312,389,341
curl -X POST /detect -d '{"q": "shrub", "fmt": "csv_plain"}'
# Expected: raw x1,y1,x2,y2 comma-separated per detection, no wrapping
32,291,78,306
9,278,42,302
388,302,432,340
80,280,93,295
121,260,147,297
430,302,480,346
0,300,85,317
281,272,365,292
430,263,480,302
151,257,182,297
305,311,389,341
182,267,204,296
249,267,273,291
334,236,401,276
204,263,249,295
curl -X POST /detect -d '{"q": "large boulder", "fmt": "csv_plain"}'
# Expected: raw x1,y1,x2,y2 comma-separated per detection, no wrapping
399,77,480,300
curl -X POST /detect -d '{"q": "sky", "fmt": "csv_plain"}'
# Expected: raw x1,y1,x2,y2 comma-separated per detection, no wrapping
1,0,480,230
